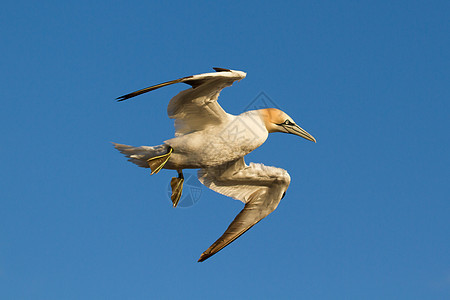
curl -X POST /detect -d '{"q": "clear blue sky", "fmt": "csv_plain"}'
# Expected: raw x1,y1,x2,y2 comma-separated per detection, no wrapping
1,1,449,299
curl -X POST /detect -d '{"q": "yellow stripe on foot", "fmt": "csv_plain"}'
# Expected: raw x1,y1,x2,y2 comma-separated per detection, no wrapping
147,147,173,175
170,177,184,208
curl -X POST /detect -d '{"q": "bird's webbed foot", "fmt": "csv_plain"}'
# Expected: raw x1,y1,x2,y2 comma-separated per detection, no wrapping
170,171,184,207
147,147,173,175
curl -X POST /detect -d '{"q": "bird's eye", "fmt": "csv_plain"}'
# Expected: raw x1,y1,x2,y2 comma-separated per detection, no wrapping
284,120,292,125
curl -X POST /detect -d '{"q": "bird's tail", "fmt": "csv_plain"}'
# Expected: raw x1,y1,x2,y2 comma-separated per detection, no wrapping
112,142,171,172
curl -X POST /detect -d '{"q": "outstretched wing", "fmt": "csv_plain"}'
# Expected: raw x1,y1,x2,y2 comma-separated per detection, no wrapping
117,68,247,136
197,158,291,262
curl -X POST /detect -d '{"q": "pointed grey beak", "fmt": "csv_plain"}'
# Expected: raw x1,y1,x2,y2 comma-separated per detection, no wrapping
284,124,316,143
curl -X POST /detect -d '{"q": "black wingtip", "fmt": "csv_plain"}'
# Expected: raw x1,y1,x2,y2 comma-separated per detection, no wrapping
197,254,209,262
213,67,231,72
116,92,140,102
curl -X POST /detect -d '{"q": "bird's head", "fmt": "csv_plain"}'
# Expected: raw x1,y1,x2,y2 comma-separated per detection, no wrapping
259,108,316,143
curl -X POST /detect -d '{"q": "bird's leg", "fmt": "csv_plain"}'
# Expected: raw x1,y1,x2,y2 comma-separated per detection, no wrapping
147,147,173,175
170,170,184,208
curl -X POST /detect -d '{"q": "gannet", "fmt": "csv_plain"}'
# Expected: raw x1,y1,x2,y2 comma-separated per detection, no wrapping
114,68,316,262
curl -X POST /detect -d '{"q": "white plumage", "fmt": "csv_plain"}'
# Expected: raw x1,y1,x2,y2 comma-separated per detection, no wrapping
114,68,316,262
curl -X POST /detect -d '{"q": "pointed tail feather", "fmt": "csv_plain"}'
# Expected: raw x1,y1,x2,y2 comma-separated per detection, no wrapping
112,142,169,168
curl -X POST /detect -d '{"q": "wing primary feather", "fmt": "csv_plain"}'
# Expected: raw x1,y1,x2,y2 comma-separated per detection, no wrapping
197,197,265,262
117,68,236,101
213,67,231,72
116,76,195,102
198,221,259,262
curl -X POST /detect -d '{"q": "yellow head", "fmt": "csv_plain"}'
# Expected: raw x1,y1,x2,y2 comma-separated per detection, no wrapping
259,108,316,142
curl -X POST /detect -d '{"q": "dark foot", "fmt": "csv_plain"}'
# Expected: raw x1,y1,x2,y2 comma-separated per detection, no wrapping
147,147,173,175
170,171,184,207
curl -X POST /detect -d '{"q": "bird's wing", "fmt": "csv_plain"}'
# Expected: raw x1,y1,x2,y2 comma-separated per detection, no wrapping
197,158,291,262
117,68,246,136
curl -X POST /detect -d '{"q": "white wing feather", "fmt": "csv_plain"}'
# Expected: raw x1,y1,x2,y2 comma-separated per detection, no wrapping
116,69,246,136
167,71,246,136
197,158,291,261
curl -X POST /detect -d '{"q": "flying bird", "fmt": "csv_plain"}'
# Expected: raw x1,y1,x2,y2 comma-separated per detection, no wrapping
114,68,316,262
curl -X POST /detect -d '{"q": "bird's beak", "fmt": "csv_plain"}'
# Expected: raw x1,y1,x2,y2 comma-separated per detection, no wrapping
284,124,316,143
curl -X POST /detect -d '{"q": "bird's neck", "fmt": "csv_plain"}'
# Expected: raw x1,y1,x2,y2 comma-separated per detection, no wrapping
255,109,279,133
237,110,269,133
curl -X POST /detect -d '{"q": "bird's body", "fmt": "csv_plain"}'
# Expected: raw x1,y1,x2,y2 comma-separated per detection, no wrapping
114,68,316,262
164,110,268,169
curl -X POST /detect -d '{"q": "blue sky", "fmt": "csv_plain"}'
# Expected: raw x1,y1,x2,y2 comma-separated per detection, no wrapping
1,1,449,299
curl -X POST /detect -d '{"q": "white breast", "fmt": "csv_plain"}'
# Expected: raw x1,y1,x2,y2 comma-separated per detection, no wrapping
165,111,268,168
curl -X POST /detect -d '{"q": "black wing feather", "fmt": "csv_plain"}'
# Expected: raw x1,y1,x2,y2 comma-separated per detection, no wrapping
213,67,231,72
116,75,198,102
